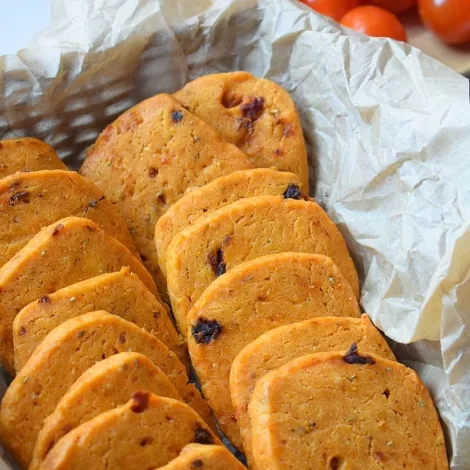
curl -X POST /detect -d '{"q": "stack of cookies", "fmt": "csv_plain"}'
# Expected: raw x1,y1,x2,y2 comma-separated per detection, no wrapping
0,72,448,470
0,138,228,470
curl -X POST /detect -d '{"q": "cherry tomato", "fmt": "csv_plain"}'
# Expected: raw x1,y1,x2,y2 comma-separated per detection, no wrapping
300,0,362,21
419,0,470,45
340,6,408,42
366,0,417,14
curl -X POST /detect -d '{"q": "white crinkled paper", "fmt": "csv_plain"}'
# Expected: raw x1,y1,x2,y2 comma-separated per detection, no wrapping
0,0,469,468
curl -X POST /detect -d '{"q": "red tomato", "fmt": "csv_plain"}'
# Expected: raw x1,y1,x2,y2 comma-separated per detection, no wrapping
340,6,408,42
419,0,470,45
300,0,362,21
366,0,417,14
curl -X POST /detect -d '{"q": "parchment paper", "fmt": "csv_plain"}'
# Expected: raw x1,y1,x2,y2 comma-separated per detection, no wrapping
0,0,469,468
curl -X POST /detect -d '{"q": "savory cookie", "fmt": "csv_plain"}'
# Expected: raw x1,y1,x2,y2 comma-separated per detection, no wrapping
37,393,219,470
30,352,182,470
187,253,360,449
0,137,67,178
249,348,449,470
0,169,138,267
155,168,302,277
230,314,395,465
0,311,213,468
0,216,157,375
174,72,309,190
80,93,252,298
157,444,246,470
13,267,184,372
167,196,359,335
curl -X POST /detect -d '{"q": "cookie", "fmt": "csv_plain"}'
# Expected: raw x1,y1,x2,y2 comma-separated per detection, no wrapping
0,311,213,468
0,169,138,268
174,72,309,190
230,314,395,465
167,196,359,335
37,392,219,470
0,216,157,375
80,93,253,299
249,349,449,470
13,267,184,372
155,168,302,277
158,444,246,470
30,352,182,470
187,252,361,449
0,137,66,178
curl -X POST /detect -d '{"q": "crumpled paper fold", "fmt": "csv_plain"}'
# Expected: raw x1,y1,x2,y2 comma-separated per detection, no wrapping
0,0,469,468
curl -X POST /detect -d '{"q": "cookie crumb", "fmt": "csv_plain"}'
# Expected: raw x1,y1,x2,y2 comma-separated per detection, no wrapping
192,318,223,344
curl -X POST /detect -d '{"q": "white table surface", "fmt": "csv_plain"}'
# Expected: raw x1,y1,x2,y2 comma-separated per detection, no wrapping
0,0,50,55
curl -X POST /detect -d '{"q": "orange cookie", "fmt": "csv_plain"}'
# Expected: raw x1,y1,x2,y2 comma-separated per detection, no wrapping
0,311,213,468
0,216,156,375
188,253,360,449
38,393,219,470
0,170,138,267
158,444,245,470
30,352,181,470
13,268,184,372
155,168,302,277
230,314,395,465
174,72,309,189
0,137,66,178
80,93,252,298
167,196,359,335
249,349,448,470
